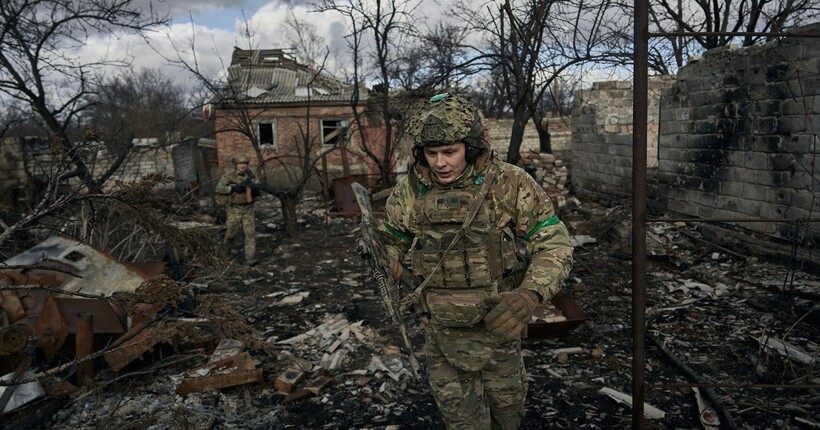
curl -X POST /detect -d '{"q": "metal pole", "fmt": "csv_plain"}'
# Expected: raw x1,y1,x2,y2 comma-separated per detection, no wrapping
633,0,649,428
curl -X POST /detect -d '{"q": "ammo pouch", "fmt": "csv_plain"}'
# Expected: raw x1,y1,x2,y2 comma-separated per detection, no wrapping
424,288,491,328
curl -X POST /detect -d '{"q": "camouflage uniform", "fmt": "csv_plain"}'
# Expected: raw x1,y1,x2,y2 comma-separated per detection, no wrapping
379,94,573,429
216,162,259,263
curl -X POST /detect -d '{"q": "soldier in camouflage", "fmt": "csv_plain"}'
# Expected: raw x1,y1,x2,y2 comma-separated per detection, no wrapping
379,93,574,429
216,155,260,265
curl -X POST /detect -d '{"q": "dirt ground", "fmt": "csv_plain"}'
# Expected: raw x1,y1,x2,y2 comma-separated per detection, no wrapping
2,194,818,430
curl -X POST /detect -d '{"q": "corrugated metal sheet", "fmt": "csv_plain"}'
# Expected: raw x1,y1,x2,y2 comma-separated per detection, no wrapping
3,236,150,296
225,65,366,105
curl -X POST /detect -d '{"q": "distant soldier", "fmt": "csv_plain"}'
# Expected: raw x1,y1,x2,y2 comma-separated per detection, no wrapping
379,93,574,429
216,155,259,265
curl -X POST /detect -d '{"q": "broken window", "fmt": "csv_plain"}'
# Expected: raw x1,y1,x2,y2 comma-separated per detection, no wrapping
320,119,349,146
258,120,276,152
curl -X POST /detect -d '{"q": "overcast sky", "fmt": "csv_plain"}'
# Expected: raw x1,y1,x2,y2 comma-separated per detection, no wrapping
72,0,344,89
75,0,452,89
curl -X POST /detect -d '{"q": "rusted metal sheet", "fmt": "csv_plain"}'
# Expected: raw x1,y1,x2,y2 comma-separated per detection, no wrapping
54,298,125,335
34,295,67,360
103,324,161,372
0,291,25,324
527,291,589,337
332,175,368,216
3,236,150,296
175,351,262,395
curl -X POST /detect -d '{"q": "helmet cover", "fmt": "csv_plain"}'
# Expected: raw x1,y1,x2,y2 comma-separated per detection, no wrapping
406,93,486,148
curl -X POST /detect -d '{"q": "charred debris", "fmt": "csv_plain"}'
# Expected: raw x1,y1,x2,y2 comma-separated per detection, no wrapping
0,192,817,429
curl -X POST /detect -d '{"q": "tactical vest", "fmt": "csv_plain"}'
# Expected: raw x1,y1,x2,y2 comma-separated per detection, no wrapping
219,170,256,206
409,163,527,327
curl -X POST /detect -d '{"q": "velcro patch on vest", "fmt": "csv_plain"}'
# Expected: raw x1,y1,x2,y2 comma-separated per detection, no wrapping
435,196,462,211
425,191,474,224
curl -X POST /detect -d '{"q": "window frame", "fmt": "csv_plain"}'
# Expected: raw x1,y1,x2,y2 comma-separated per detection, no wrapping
257,119,277,152
319,118,350,147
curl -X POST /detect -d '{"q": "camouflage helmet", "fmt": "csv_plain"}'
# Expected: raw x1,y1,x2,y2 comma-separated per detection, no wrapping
406,93,486,148
233,155,250,164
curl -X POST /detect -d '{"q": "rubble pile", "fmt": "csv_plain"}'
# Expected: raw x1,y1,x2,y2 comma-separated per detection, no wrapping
518,150,573,208
1,195,817,429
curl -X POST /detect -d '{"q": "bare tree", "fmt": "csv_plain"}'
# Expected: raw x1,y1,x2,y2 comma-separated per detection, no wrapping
452,0,629,163
83,68,207,155
0,0,168,191
387,21,495,101
648,0,820,73
283,7,326,69
314,0,422,188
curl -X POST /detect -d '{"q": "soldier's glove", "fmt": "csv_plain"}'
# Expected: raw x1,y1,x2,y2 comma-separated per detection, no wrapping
387,257,404,281
483,290,539,340
230,184,246,193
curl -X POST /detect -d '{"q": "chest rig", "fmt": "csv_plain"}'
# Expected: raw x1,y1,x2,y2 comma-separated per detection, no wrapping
406,163,519,327
411,179,501,291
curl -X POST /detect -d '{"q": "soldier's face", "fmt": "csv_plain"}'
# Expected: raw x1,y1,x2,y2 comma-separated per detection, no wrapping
423,142,468,184
236,162,248,173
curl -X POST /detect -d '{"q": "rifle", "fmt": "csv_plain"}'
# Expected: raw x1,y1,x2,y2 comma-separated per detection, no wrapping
351,182,421,380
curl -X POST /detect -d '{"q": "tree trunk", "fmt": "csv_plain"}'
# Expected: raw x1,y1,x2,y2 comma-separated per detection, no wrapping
506,114,529,165
280,195,299,238
533,116,552,153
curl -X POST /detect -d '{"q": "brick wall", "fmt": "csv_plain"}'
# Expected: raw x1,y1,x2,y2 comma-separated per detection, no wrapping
215,105,376,189
483,116,572,162
659,23,820,241
571,77,675,195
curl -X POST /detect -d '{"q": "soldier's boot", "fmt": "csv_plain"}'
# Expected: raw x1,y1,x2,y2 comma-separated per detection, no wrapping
245,252,257,267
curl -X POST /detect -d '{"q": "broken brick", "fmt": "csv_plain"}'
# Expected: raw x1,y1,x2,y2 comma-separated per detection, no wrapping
274,368,304,393
281,387,311,404
305,375,333,395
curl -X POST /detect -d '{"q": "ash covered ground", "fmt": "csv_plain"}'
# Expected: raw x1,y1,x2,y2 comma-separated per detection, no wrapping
3,195,817,430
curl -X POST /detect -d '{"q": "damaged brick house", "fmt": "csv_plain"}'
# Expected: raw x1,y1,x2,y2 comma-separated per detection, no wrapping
211,49,378,194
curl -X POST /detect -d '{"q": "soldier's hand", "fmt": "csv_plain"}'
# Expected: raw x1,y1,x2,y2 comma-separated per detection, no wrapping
483,290,539,340
230,184,246,193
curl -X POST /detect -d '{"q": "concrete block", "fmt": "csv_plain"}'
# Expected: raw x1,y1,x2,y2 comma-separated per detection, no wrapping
780,99,808,116
692,120,717,134
749,135,784,152
760,204,788,220
787,172,813,189
792,190,820,210
765,187,792,206
752,117,778,134
736,197,762,217
717,195,739,212
698,204,716,219
769,153,796,171
783,134,814,153
741,182,763,200
719,181,744,197
777,115,807,133
743,152,769,170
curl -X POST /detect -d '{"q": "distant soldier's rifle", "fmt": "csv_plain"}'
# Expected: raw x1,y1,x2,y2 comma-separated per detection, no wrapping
351,182,421,380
